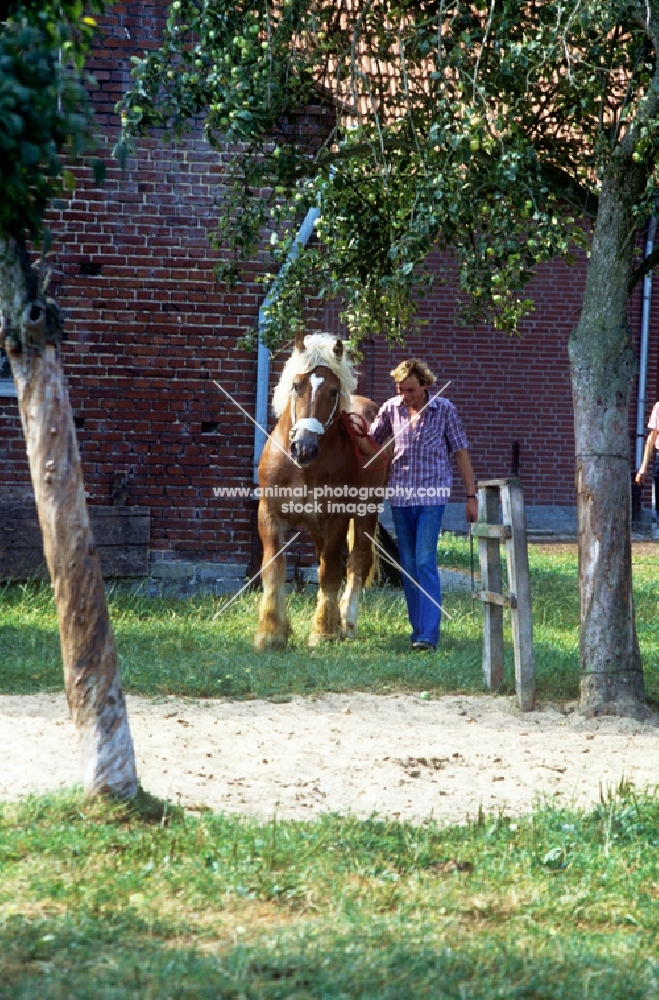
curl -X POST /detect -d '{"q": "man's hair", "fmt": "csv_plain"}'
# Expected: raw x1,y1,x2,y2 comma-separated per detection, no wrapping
390,359,437,386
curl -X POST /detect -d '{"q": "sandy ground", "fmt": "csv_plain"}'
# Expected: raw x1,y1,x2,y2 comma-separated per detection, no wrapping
1,691,658,824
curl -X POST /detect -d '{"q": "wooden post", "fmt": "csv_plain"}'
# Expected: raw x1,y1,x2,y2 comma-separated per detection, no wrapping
501,480,536,712
472,478,535,713
476,484,504,691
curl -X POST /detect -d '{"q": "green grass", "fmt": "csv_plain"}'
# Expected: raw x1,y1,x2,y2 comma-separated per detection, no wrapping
1,535,657,705
1,785,659,998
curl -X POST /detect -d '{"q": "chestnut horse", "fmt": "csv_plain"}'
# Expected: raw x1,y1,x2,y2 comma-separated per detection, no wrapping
255,332,390,651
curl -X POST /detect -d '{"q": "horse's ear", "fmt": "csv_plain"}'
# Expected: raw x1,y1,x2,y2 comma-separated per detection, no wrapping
294,331,305,353
333,339,344,362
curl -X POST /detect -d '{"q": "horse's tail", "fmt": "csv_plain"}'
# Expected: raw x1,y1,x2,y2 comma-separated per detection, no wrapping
347,519,380,588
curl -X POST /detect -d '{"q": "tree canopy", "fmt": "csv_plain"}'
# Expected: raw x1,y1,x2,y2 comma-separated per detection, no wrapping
0,0,106,243
119,0,659,347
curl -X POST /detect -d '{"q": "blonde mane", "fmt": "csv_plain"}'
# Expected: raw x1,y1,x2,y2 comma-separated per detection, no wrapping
272,334,358,418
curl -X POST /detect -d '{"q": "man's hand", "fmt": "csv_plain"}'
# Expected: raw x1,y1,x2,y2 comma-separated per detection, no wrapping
455,449,478,524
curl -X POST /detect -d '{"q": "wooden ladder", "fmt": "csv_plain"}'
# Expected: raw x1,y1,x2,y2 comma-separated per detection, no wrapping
470,478,535,712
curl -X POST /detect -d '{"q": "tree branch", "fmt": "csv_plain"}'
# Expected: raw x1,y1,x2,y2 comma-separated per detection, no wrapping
315,136,420,166
537,163,599,218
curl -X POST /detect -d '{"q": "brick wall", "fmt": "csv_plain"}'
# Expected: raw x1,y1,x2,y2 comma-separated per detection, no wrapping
1,0,656,575
1,2,263,564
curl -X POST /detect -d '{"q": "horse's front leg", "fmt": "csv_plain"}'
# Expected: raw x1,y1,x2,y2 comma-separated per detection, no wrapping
309,523,346,646
340,515,377,640
254,503,291,651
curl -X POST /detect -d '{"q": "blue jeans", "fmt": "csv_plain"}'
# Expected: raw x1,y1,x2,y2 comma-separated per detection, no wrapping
391,505,445,647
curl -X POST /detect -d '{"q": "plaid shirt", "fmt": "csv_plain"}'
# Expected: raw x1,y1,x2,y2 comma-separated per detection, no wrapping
369,394,469,506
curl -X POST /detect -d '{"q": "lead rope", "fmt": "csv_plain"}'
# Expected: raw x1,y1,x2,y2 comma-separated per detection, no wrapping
340,411,389,471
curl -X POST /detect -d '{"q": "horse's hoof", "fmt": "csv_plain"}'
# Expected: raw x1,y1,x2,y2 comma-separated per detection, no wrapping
308,631,339,647
340,622,358,641
254,632,288,652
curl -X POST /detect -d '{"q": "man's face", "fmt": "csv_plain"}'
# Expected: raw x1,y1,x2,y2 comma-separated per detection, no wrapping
396,375,427,411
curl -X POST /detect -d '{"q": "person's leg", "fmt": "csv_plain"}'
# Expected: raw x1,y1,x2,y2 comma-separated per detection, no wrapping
391,505,421,641
654,452,659,523
413,505,445,648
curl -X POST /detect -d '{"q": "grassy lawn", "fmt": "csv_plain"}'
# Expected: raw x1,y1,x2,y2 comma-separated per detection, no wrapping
1,786,658,999
1,535,658,706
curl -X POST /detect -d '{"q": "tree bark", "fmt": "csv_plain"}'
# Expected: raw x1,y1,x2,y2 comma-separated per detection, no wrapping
2,242,138,796
568,158,647,718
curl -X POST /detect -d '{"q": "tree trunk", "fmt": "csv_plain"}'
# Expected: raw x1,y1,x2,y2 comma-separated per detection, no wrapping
568,159,647,718
2,242,138,796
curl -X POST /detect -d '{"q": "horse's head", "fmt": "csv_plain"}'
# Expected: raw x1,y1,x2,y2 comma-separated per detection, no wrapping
284,334,343,465
289,362,342,465
271,333,356,466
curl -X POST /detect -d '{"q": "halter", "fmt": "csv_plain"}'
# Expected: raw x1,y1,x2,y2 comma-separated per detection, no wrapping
289,383,343,440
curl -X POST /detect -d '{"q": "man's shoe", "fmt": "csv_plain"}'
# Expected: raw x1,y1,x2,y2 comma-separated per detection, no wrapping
411,640,436,652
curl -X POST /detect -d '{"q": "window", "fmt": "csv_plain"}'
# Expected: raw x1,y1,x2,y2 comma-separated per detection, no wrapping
0,348,17,397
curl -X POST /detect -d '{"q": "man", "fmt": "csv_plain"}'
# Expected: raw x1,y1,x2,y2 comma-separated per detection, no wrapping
369,359,478,651
635,400,659,518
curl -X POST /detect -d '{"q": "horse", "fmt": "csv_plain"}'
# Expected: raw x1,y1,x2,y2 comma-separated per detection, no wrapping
254,332,391,651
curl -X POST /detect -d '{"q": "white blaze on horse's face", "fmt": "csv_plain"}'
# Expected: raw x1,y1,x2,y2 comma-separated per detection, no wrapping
289,368,341,466
309,373,324,402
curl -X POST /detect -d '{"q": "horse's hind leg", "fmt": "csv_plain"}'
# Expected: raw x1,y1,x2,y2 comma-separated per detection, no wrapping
309,525,345,645
340,516,376,640
254,504,291,651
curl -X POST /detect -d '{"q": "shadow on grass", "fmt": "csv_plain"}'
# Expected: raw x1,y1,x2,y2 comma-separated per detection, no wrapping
3,789,659,999
123,785,186,826
1,913,654,1000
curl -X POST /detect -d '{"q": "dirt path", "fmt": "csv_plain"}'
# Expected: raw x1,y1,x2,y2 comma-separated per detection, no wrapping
2,692,658,824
